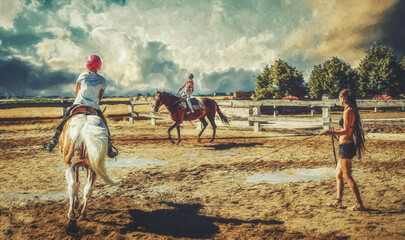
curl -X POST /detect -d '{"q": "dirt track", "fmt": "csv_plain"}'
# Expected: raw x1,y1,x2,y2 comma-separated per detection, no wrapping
0,120,404,239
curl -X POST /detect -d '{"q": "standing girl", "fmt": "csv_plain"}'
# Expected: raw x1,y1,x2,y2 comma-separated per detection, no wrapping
320,89,366,211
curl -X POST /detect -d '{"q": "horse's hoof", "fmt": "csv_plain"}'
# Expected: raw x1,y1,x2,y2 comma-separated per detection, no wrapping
67,219,79,233
197,138,201,143
177,139,182,145
209,139,214,143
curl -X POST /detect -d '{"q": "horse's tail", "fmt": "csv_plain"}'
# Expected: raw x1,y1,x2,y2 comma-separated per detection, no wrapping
69,115,116,185
215,101,230,125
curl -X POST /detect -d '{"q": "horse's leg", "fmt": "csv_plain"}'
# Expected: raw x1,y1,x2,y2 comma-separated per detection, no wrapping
208,116,217,143
168,122,179,144
66,166,77,220
79,168,96,219
74,166,80,209
176,125,182,144
197,117,208,142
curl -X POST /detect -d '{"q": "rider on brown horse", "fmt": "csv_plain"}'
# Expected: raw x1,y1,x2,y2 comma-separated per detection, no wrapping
177,73,195,113
154,90,229,143
43,55,118,158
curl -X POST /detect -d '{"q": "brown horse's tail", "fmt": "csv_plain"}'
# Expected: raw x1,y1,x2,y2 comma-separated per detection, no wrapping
215,101,230,125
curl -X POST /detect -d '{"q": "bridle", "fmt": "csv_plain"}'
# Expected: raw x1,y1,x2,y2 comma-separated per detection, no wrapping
154,92,184,111
154,93,163,112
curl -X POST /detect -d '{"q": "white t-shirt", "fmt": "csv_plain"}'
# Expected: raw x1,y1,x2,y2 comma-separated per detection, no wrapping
73,72,105,110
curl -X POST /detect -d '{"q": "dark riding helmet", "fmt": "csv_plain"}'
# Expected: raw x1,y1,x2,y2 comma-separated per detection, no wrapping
189,73,194,79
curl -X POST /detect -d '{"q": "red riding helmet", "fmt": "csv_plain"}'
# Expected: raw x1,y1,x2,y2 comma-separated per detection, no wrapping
86,55,102,72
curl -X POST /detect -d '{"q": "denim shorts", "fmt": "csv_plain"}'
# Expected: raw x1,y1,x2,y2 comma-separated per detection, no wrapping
338,142,356,159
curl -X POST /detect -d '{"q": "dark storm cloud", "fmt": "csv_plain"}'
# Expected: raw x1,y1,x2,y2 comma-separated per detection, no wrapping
380,0,405,57
0,57,76,97
137,41,185,90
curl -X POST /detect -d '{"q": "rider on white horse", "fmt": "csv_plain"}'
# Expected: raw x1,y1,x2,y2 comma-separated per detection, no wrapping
177,73,195,113
43,55,118,158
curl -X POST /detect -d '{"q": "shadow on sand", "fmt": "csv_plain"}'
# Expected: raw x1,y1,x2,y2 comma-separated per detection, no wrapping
121,202,283,239
203,142,264,150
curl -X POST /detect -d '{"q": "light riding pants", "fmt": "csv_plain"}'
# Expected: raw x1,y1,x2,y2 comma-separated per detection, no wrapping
183,93,193,111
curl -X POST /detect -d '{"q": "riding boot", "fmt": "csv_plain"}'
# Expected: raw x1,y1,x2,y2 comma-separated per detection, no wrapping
44,132,59,152
107,141,118,158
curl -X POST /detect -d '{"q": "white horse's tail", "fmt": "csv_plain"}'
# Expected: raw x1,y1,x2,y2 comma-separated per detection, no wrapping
69,114,116,185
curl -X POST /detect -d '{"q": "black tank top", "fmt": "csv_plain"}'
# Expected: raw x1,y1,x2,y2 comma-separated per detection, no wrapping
339,107,354,128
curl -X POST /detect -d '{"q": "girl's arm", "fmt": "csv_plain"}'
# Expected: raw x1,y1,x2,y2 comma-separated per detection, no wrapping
177,83,186,93
99,88,104,101
331,109,355,136
75,83,81,97
320,109,355,136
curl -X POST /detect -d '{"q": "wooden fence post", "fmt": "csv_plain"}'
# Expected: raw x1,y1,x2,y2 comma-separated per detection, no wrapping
273,105,278,117
322,95,331,130
128,103,134,124
61,100,67,117
253,101,261,132
150,103,156,126
310,105,314,116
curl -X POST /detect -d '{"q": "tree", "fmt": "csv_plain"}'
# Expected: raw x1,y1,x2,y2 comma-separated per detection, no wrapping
357,46,402,97
401,57,405,95
308,57,356,99
254,60,306,99
254,65,272,99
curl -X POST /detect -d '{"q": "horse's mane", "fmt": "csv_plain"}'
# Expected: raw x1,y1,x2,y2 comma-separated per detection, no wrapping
160,91,181,102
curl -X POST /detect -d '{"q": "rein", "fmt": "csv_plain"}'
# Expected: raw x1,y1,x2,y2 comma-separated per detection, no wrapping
251,133,319,162
158,94,186,111
331,134,338,166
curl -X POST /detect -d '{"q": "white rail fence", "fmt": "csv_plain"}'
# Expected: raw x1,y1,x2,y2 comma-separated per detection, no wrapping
1,97,404,132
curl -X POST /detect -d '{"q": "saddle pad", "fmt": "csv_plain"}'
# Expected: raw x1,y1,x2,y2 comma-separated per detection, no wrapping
180,98,204,109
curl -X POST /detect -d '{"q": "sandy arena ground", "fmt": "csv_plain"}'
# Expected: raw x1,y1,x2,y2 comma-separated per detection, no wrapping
0,116,404,239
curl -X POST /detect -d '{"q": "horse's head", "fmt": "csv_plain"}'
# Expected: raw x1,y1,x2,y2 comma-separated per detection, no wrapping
154,90,164,112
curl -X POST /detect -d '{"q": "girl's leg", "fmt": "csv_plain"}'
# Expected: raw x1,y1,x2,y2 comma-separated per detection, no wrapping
329,160,344,208
96,109,118,158
186,94,194,113
340,158,365,210
336,159,344,200
44,105,77,151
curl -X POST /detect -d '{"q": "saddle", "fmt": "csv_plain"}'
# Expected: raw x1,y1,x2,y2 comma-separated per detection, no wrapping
71,105,98,115
59,105,99,130
180,97,204,110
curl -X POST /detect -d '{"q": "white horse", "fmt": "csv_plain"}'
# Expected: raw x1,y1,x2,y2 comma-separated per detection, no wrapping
59,111,116,227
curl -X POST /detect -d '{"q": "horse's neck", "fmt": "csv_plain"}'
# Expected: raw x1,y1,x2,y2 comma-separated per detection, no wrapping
163,94,180,107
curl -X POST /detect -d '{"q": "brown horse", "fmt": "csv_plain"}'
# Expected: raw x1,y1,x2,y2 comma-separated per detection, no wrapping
154,91,229,144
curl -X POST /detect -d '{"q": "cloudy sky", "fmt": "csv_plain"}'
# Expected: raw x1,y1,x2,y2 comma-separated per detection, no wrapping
0,0,403,97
